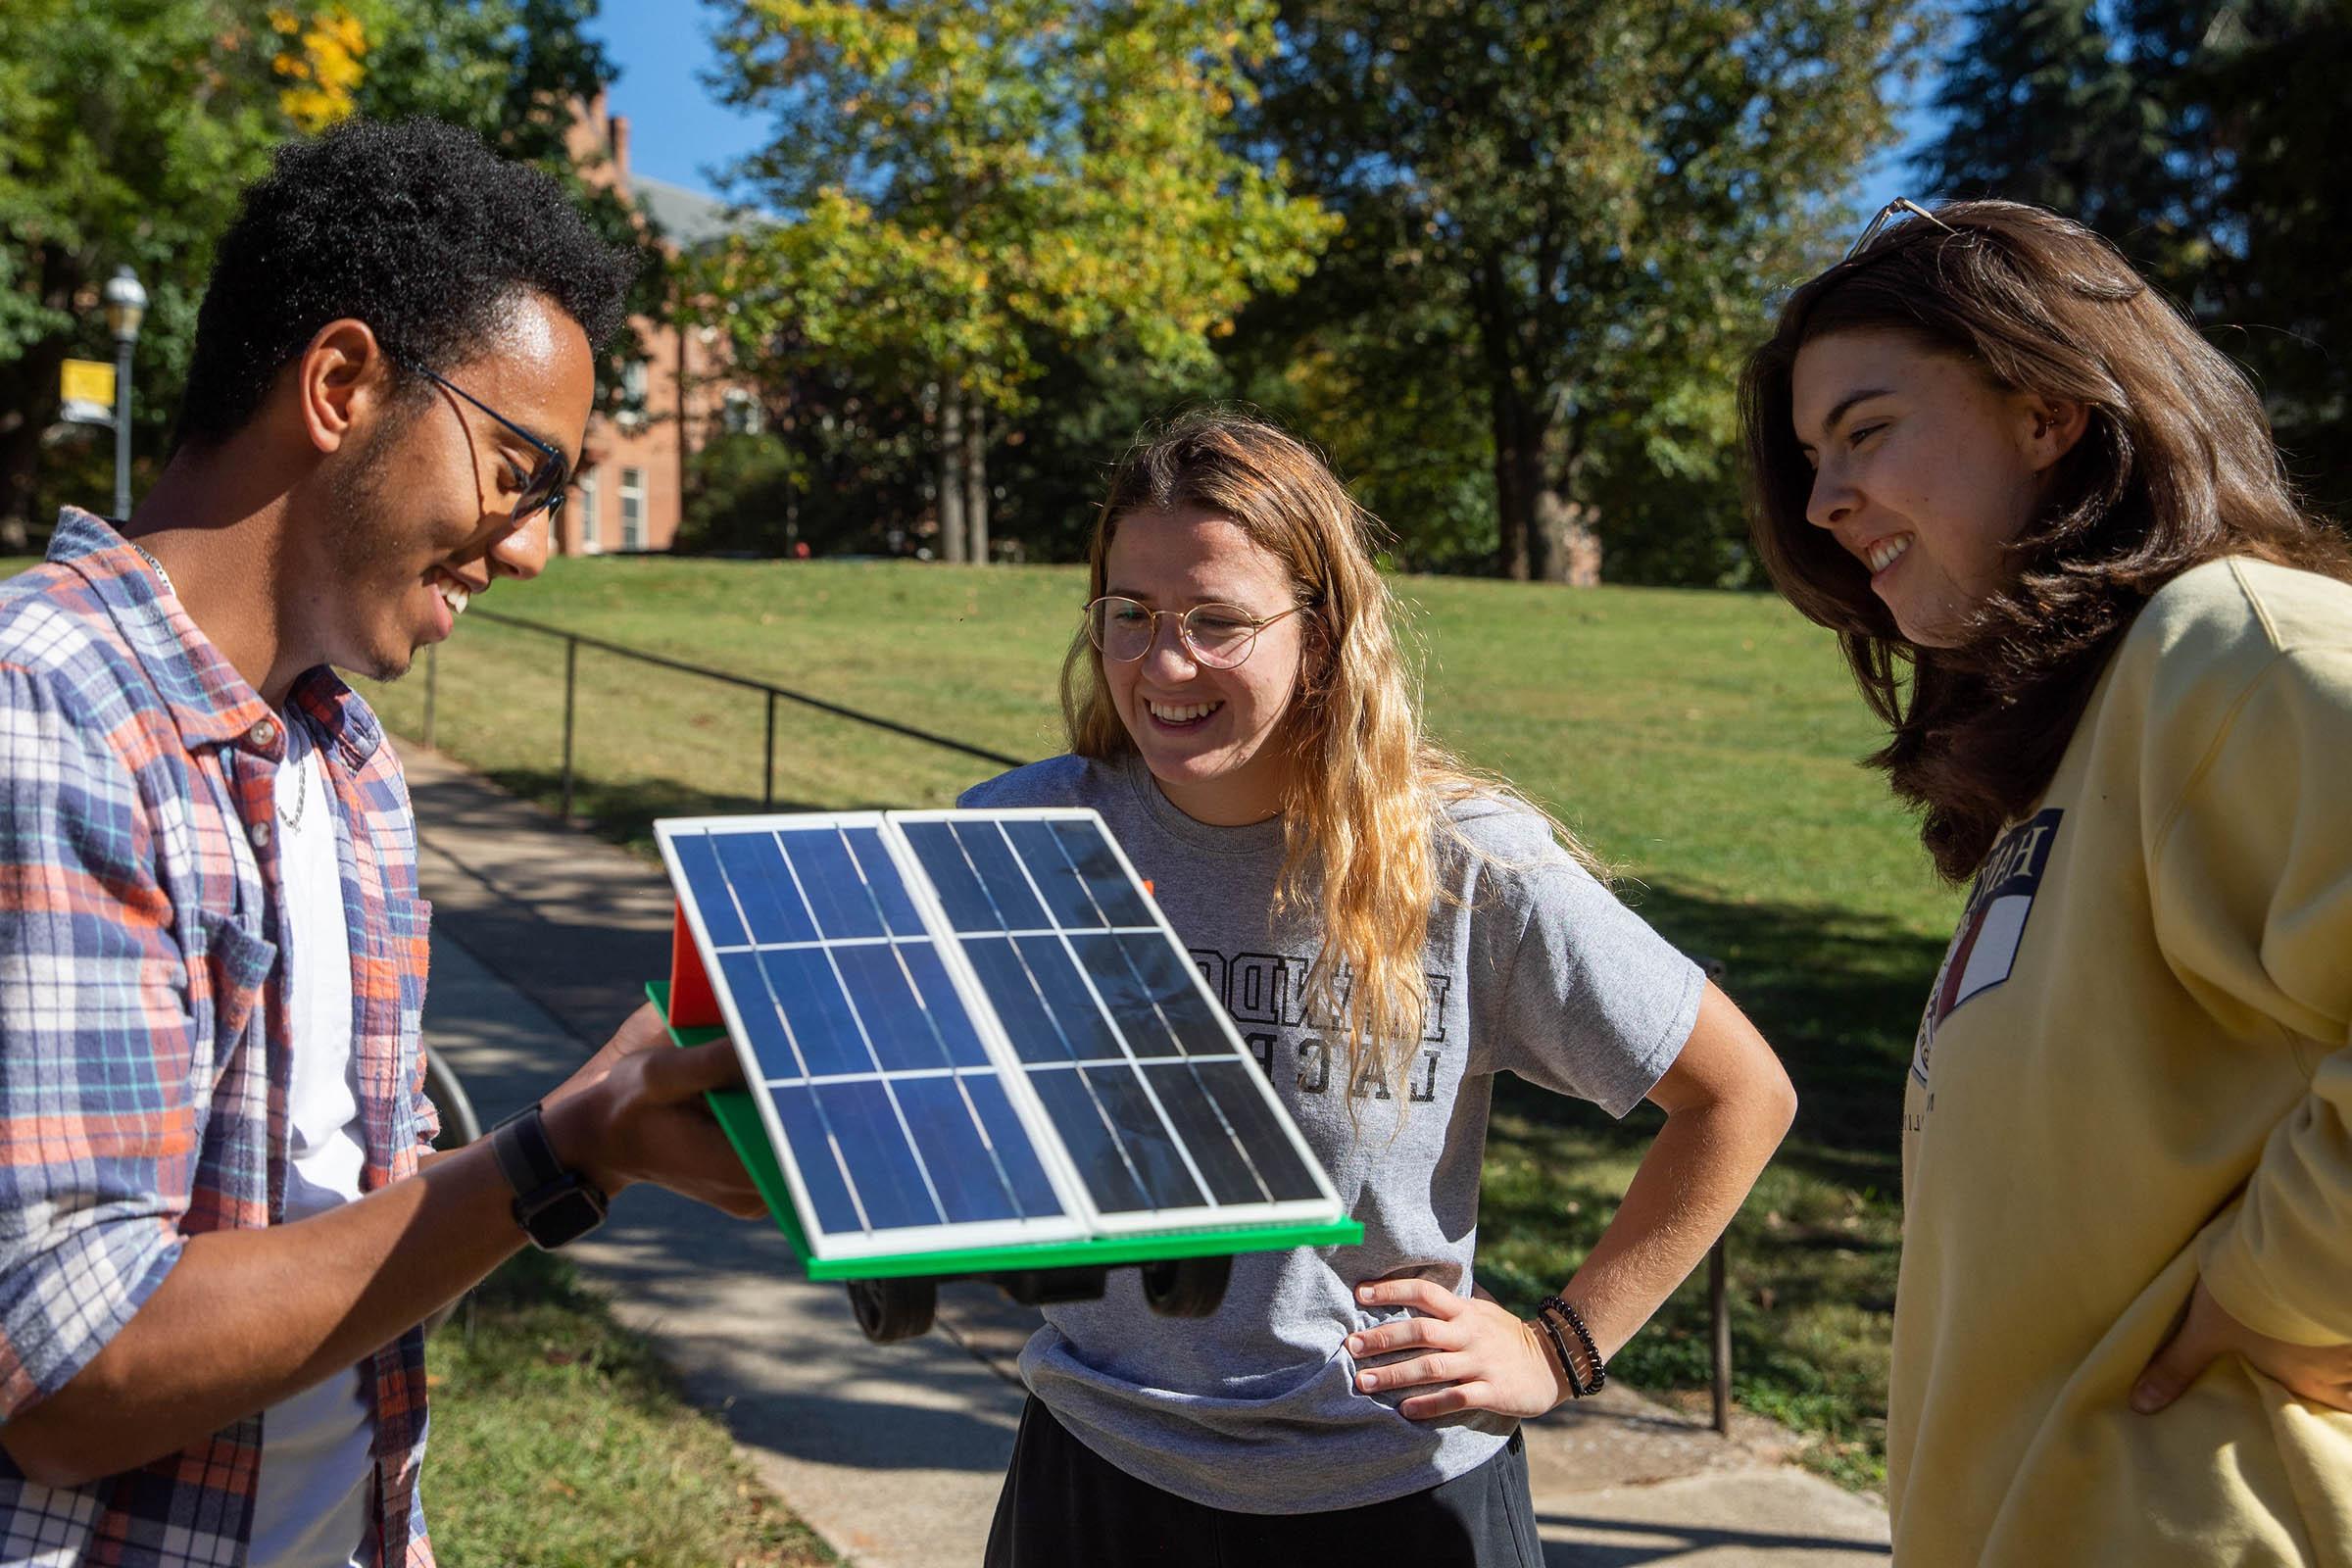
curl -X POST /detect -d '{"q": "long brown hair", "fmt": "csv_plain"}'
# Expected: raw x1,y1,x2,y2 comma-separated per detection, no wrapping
1740,200,2351,881
1062,411,1589,1121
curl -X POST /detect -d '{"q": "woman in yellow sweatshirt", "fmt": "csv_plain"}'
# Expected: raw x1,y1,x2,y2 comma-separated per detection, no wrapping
1738,198,2352,1564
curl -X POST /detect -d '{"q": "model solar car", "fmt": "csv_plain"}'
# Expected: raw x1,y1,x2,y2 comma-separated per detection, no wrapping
653,808,1360,1343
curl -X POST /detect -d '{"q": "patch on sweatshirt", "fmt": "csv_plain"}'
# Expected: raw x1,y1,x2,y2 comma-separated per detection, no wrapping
1912,808,2064,1086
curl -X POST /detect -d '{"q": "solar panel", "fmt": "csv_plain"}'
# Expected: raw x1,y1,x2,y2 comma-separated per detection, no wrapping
656,808,1344,1263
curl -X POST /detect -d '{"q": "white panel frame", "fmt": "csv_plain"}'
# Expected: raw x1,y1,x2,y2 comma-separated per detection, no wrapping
657,808,1346,1263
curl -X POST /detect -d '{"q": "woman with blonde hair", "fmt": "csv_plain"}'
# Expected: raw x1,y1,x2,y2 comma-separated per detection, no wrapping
1740,198,2352,1563
968,411,1794,1563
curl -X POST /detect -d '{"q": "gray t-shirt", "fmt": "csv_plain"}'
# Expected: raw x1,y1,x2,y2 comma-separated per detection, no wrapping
958,752,1703,1512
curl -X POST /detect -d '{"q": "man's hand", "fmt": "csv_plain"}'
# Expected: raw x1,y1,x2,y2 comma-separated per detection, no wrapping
543,1003,766,1219
2132,1277,2352,1414
1346,1277,1571,1420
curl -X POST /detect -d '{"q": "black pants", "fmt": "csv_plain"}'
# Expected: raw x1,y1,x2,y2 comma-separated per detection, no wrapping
983,1396,1544,1567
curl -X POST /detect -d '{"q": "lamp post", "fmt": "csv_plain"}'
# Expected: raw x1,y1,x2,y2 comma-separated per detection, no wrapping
102,267,146,520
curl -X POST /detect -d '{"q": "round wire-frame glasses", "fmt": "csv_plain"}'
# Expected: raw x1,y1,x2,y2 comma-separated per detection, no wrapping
1083,595,1309,670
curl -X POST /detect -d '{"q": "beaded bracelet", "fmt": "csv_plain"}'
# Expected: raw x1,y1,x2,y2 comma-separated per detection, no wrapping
1536,1295,1607,1397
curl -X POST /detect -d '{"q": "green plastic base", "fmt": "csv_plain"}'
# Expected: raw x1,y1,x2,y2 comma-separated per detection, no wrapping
649,982,1362,1280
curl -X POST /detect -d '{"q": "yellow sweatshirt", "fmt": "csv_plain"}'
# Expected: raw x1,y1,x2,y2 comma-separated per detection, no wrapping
1890,557,2352,1565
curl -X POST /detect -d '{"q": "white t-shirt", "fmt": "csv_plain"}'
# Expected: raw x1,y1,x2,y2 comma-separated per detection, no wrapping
247,715,374,1568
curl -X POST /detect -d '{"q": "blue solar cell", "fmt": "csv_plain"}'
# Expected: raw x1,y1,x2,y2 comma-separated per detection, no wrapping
753,946,876,1077
782,828,887,940
960,1072,1063,1219
1187,1060,1324,1201
1014,936,1124,1059
1003,819,1108,929
1049,819,1156,926
713,830,819,945
843,826,927,937
832,942,956,1073
1080,1062,1205,1210
1064,932,1177,1057
816,1080,941,1230
1026,1065,1148,1212
670,833,747,949
899,943,993,1067
719,951,806,1080
947,821,1050,930
892,1075,1021,1224
964,936,1082,1063
901,821,1001,932
1141,1060,1268,1205
768,1084,861,1233
1117,934,1232,1054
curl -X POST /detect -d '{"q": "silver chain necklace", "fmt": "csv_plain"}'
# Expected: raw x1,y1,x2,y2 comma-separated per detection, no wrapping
131,541,172,596
277,745,312,832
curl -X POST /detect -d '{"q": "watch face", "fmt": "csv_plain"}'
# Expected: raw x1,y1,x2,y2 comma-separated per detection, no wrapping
519,1182,608,1250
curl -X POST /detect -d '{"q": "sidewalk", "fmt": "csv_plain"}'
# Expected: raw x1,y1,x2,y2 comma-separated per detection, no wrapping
404,741,1891,1566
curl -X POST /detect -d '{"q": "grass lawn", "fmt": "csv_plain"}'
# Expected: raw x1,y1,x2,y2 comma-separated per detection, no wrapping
425,1251,835,1567
356,555,1953,1489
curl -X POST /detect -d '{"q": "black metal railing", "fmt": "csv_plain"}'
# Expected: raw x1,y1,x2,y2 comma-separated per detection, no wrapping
420,612,1739,1435
421,608,1025,822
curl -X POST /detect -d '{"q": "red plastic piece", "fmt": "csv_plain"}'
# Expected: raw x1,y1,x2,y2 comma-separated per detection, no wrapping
666,901,721,1029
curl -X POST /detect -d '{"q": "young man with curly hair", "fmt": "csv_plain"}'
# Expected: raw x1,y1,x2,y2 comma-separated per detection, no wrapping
0,119,762,1566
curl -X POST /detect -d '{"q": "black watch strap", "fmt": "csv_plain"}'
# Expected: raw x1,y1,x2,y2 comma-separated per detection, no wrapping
490,1102,566,1195
490,1102,608,1250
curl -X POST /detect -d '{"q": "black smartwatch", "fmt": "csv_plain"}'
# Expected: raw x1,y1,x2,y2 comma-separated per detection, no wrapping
490,1102,609,1250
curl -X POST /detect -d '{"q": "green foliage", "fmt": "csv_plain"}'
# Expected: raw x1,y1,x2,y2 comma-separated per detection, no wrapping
425,1250,835,1566
0,0,650,537
681,422,920,558
978,341,1234,564
0,0,292,531
695,0,1339,545
1247,0,1926,580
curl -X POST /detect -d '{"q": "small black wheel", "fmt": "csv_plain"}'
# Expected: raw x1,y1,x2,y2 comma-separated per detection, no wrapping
1140,1252,1231,1318
847,1276,937,1344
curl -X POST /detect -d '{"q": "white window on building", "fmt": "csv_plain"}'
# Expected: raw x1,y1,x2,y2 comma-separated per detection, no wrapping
576,468,601,554
619,360,649,432
619,466,645,551
721,387,763,437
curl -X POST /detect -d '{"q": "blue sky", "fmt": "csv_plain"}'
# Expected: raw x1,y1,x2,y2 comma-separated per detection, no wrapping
583,3,763,201
585,1,1944,212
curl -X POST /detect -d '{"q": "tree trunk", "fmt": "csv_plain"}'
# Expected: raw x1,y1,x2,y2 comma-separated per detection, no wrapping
1487,376,1602,586
1492,424,1542,582
964,403,989,564
1533,486,1602,585
937,386,967,564
0,336,70,553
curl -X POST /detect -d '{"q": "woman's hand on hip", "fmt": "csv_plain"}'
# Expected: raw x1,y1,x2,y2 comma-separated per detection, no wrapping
2133,1278,2352,1415
1347,1277,1570,1420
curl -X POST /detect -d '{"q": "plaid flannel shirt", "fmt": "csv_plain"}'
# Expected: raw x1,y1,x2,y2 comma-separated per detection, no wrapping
0,510,438,1566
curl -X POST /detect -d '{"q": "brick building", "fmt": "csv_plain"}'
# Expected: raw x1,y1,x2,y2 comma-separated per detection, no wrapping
558,94,760,556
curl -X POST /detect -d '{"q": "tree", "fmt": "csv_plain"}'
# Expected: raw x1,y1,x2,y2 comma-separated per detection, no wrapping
1926,0,2177,241
1927,0,2352,518
2194,0,2352,515
0,0,648,547
699,0,1338,563
0,0,292,546
1250,0,1925,582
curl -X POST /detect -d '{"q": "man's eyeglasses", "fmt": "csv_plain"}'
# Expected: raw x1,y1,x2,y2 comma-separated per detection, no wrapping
1845,197,1957,263
398,359,570,527
1084,596,1309,670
